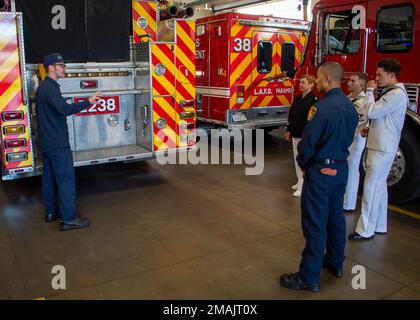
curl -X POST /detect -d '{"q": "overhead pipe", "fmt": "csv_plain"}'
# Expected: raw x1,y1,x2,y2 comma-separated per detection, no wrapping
177,6,194,19
160,5,179,21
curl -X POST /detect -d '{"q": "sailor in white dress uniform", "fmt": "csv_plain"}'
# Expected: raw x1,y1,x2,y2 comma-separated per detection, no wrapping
343,73,369,211
349,59,409,240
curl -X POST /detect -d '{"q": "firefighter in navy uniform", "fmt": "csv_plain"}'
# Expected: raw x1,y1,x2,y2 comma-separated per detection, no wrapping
279,62,358,292
36,53,100,231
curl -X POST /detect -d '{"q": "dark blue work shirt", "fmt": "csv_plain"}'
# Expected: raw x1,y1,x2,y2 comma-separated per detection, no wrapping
36,76,90,152
297,87,358,169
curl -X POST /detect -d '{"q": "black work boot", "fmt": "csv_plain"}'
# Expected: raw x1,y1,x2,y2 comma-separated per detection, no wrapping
279,272,320,293
323,261,343,278
60,218,90,231
45,213,60,223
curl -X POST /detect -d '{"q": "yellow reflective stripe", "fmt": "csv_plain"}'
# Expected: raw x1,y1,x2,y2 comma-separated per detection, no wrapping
280,33,294,43
231,23,242,38
176,46,195,78
176,22,195,53
133,20,145,39
230,52,239,64
240,96,251,109
153,71,175,95
0,48,19,82
278,95,290,105
134,1,156,33
260,96,272,107
175,83,195,103
152,45,175,94
230,55,251,86
152,94,176,123
0,21,17,52
300,35,307,47
0,76,21,111
153,111,176,149
230,92,236,109
232,72,252,109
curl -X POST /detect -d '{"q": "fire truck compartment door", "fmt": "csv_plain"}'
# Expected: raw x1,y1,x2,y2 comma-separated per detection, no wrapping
0,12,34,176
67,95,137,151
251,31,280,108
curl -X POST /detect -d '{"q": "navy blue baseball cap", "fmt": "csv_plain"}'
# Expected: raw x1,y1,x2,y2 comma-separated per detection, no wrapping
43,53,64,68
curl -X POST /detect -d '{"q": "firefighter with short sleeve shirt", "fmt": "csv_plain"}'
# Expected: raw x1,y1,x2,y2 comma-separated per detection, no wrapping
279,62,358,292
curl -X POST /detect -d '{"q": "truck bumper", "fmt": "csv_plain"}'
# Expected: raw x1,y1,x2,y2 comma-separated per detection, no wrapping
226,106,289,130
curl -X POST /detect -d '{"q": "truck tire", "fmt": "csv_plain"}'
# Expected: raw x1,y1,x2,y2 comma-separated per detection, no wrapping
388,129,420,203
360,128,420,203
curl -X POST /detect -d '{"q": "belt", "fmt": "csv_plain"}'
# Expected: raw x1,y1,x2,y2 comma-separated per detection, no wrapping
318,159,346,164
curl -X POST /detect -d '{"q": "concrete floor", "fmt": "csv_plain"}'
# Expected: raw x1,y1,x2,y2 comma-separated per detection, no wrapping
1,130,419,300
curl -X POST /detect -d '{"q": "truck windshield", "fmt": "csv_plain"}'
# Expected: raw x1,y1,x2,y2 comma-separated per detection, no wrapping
323,10,360,55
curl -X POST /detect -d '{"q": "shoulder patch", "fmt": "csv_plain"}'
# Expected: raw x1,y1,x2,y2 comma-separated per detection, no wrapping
307,106,317,121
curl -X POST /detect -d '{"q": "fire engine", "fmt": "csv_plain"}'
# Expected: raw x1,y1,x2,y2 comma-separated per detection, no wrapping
0,0,196,180
296,0,420,203
195,12,310,131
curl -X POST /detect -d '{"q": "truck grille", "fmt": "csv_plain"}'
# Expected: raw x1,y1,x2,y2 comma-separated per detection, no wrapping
406,85,419,104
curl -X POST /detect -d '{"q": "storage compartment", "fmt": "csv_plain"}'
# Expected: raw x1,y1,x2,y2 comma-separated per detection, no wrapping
66,92,153,166
27,60,154,168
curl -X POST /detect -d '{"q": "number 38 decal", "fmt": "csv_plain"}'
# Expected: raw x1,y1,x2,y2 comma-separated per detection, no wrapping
233,38,251,52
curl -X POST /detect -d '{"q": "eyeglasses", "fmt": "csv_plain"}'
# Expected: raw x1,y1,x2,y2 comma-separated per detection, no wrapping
53,63,66,68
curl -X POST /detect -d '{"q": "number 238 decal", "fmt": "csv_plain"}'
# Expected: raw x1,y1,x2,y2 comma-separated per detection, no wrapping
73,96,120,116
233,38,251,52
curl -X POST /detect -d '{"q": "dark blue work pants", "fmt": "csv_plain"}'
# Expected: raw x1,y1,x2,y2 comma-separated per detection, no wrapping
41,149,76,222
299,162,348,284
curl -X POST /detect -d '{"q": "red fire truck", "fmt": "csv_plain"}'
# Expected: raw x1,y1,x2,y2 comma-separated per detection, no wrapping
296,0,420,203
0,0,196,180
195,12,310,131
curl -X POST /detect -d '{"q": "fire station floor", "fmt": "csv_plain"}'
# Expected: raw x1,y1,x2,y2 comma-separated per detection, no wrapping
1,129,420,300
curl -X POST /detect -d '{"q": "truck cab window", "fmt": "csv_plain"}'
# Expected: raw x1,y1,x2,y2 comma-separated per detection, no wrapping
376,5,414,52
323,11,360,55
257,40,273,74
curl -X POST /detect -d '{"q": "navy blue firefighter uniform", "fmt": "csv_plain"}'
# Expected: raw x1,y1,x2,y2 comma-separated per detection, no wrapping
36,76,90,222
296,87,358,285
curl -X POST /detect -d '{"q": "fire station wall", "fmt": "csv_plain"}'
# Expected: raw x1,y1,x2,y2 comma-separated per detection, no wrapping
15,0,131,63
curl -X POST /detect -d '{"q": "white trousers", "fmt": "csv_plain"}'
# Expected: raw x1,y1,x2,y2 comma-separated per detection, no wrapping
356,149,395,237
292,137,304,191
343,134,366,210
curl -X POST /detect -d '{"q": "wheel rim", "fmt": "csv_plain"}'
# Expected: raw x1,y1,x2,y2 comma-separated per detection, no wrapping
387,148,405,186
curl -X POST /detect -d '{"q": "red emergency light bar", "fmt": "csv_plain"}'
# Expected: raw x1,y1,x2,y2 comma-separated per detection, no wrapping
80,80,98,89
180,100,195,107
236,85,245,98
2,111,24,121
5,139,26,149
